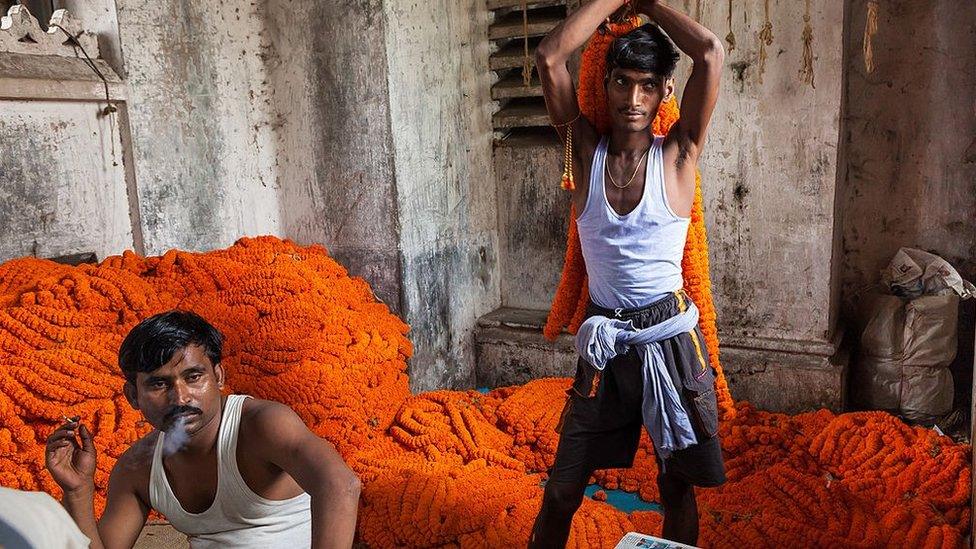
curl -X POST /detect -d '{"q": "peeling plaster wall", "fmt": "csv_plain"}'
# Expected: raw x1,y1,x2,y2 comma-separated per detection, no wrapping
667,0,845,345
60,0,126,76
0,101,133,261
1,0,497,392
116,0,281,254
262,0,403,308
840,0,976,313
383,0,501,391
495,136,568,311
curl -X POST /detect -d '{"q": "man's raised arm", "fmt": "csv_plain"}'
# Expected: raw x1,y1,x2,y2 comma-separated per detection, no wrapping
640,1,724,157
535,0,631,178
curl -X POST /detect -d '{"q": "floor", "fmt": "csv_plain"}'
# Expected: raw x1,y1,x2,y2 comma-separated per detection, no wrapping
131,487,658,548
134,524,188,548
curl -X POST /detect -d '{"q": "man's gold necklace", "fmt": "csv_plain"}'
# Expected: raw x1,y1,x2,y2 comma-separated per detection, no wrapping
605,146,650,189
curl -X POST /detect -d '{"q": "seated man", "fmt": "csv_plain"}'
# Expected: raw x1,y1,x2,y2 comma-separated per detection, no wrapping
45,310,361,549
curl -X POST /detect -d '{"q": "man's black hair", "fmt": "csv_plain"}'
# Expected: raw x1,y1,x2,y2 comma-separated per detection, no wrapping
118,310,223,383
606,23,679,79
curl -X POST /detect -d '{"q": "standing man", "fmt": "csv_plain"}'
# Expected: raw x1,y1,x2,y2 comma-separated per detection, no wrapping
531,1,725,547
45,311,362,548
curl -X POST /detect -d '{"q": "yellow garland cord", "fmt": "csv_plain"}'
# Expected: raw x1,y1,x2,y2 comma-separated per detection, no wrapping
724,0,736,53
560,125,575,191
863,1,879,74
800,0,815,88
554,112,581,192
0,237,971,547
561,124,574,190
757,0,773,84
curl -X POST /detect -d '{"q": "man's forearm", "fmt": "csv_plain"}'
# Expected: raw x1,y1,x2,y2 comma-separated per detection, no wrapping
639,1,722,61
310,482,361,549
62,486,106,549
538,0,629,64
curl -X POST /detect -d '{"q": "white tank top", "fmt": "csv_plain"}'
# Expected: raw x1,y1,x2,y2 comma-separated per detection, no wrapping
577,135,690,309
150,395,312,548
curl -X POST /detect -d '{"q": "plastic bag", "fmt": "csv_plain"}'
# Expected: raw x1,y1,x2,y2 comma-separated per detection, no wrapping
855,294,959,421
881,247,976,299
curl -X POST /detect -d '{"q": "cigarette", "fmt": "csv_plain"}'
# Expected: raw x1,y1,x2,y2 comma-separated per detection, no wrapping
61,414,78,424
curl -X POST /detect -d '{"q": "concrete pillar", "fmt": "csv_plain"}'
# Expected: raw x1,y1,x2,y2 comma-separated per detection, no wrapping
251,0,503,390
382,0,501,392
264,0,404,309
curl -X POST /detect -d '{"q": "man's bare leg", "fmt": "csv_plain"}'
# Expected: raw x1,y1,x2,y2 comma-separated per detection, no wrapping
659,472,699,545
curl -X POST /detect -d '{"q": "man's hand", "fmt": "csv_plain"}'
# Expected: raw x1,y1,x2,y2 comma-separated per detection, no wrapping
606,2,633,24
606,0,653,25
45,418,97,494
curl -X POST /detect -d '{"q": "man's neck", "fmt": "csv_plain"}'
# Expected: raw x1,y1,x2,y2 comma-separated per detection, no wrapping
607,127,653,159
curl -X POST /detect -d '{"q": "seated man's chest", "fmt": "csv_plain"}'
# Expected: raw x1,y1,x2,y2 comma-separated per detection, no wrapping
165,451,219,514
159,429,303,513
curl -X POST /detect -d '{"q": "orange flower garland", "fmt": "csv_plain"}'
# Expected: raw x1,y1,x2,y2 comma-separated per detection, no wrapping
543,19,734,420
0,237,970,547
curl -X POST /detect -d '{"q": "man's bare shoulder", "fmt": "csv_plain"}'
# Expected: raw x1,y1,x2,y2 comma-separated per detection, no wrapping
238,399,314,463
240,396,292,417
240,398,308,434
107,431,158,504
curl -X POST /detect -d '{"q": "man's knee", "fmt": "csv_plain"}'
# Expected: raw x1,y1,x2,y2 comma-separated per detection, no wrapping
541,479,587,516
657,473,694,507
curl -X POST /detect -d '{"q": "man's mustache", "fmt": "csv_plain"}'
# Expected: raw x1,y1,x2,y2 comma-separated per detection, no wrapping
164,405,202,422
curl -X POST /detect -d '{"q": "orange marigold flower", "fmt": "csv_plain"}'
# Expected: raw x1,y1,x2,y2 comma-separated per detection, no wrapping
0,202,968,545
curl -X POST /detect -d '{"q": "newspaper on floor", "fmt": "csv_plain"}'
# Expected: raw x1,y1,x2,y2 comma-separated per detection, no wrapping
614,532,700,549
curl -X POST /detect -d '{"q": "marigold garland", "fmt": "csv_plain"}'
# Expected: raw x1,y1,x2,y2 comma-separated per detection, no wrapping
543,19,734,420
0,236,970,547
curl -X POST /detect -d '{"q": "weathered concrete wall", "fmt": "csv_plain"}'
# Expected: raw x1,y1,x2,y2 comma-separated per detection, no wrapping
494,134,568,311
0,101,133,261
262,0,403,308
840,0,976,318
383,0,501,391
679,0,845,346
60,0,126,76
116,0,282,254
0,0,498,393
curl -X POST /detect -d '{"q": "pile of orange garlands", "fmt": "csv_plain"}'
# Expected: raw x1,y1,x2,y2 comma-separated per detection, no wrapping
0,28,970,549
0,236,969,547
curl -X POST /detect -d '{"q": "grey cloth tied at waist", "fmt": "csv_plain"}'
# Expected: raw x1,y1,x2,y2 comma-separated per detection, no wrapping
575,302,701,462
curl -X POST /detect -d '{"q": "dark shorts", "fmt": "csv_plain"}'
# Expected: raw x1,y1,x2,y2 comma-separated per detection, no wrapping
551,290,726,487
